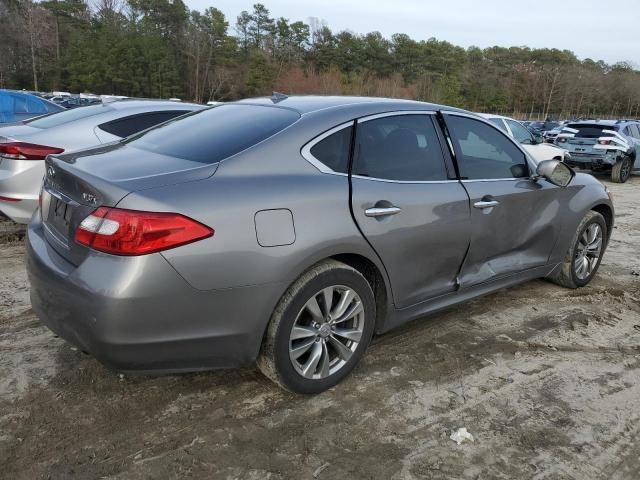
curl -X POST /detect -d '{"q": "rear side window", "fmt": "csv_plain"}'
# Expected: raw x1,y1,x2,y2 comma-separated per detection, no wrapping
308,125,353,173
566,124,617,138
446,115,528,180
353,114,447,181
629,124,640,139
127,105,300,163
98,110,190,138
27,104,113,129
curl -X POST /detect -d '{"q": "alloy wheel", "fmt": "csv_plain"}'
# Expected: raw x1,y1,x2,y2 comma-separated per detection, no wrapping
289,285,365,379
574,223,603,280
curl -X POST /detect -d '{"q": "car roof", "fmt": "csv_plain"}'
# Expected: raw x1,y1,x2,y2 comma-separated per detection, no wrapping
235,95,460,115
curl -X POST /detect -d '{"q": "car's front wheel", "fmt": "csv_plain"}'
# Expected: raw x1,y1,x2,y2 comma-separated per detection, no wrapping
257,259,376,394
549,210,607,289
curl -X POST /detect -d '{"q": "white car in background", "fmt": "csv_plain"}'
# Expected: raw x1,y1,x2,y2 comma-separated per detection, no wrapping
480,114,570,164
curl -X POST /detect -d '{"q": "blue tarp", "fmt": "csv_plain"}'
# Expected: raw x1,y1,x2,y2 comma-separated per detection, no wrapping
0,90,56,123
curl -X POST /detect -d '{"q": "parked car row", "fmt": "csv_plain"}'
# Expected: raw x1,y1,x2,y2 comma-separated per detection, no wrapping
0,100,204,223
2,94,613,393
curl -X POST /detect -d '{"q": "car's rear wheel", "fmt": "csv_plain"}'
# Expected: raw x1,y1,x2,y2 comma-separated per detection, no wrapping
611,156,633,183
549,210,607,289
257,259,376,394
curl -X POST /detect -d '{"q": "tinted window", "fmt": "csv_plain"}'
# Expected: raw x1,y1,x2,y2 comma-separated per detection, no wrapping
127,104,299,163
488,118,507,132
309,126,353,173
566,123,618,138
353,114,447,181
506,119,534,144
98,110,190,138
27,104,113,129
13,95,28,113
446,115,528,180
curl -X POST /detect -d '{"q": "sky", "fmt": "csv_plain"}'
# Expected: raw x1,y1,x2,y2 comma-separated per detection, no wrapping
185,0,640,66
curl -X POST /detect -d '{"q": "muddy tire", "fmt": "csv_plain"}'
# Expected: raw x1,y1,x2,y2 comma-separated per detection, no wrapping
257,259,376,394
611,156,633,183
549,211,607,289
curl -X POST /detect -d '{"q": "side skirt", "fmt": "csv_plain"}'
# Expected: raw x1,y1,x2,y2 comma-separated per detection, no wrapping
378,263,558,334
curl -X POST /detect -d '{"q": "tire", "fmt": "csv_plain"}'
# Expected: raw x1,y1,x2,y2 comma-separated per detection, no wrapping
549,211,607,289
611,156,633,183
257,259,376,394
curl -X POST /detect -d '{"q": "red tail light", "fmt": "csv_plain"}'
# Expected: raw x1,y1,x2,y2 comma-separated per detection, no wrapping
75,207,214,256
0,142,64,160
598,139,611,145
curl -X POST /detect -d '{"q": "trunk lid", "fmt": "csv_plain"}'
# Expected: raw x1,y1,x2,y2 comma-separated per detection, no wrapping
42,143,217,266
0,123,42,142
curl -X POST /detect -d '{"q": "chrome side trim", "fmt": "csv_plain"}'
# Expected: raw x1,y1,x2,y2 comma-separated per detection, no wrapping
352,175,455,185
460,178,524,183
357,110,437,123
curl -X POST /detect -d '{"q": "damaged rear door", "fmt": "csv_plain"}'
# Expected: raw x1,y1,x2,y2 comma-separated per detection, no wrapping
442,113,563,287
349,112,470,309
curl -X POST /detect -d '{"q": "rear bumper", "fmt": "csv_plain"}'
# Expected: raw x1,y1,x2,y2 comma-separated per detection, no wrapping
0,158,43,223
26,217,285,373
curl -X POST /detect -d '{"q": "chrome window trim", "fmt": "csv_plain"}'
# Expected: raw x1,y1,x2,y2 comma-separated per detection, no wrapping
357,110,437,123
300,121,353,175
442,111,538,178
351,174,457,185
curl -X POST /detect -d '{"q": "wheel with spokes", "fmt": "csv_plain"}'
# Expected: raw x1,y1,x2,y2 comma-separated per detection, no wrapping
258,259,376,393
549,211,607,289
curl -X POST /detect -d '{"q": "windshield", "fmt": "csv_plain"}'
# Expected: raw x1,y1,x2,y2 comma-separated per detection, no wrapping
26,104,113,129
126,104,300,163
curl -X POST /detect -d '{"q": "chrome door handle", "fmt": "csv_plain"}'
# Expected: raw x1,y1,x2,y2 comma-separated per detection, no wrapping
364,206,402,217
473,200,499,209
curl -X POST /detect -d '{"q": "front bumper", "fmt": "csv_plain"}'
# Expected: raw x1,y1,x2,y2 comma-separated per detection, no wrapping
26,217,285,373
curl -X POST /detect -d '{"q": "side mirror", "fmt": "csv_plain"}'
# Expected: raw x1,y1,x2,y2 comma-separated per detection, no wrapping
535,159,574,187
529,136,539,145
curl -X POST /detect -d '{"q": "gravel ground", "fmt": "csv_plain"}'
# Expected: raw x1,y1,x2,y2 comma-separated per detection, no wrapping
1,178,639,480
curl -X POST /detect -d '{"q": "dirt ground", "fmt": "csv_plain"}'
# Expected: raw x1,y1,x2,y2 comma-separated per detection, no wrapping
1,177,639,480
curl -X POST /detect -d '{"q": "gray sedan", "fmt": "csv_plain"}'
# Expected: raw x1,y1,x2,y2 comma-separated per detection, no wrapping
26,96,614,393
0,100,204,223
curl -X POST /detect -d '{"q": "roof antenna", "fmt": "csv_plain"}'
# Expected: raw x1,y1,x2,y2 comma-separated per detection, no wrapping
271,91,288,104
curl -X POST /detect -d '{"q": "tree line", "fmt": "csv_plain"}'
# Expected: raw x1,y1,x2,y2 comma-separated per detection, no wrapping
1,0,639,119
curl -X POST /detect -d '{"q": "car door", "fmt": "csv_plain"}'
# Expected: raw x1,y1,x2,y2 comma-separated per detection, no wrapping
442,113,563,287
349,112,471,309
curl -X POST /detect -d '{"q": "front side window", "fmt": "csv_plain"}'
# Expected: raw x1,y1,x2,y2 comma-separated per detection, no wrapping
353,114,447,181
506,119,534,144
308,125,353,174
446,115,528,180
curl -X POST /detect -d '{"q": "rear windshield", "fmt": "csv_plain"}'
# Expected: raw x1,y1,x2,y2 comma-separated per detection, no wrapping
566,124,618,138
125,104,300,163
26,104,113,129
